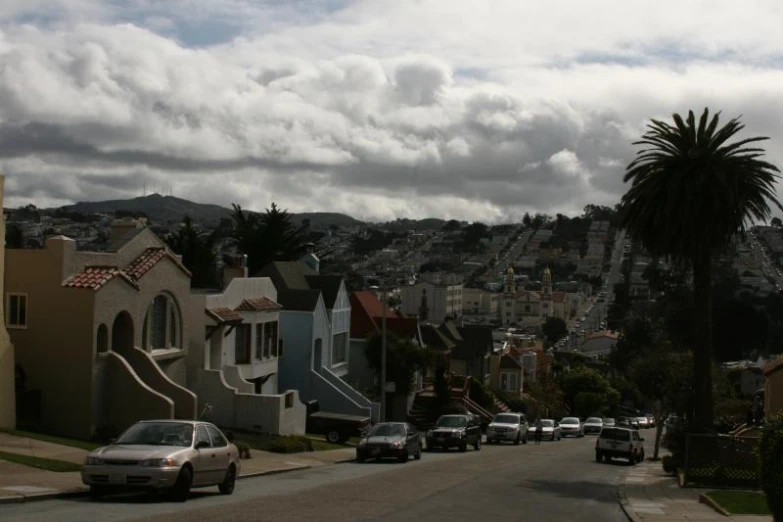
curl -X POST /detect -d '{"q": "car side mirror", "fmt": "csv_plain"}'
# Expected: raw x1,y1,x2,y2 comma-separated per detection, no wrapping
195,441,210,450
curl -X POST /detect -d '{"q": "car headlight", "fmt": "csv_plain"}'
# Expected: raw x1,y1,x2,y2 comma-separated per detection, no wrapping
391,441,405,449
84,456,103,466
140,458,176,467
456,430,466,438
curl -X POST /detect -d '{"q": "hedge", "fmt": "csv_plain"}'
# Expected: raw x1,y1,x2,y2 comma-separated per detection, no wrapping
759,414,783,522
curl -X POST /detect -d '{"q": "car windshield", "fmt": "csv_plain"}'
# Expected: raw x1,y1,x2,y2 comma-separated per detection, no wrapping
561,418,579,425
492,414,519,424
116,422,194,447
603,418,616,424
600,428,631,441
369,424,405,437
586,417,602,423
541,420,554,427
437,416,467,428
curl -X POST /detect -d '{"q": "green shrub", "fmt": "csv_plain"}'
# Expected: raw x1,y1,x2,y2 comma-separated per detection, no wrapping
759,414,783,522
469,380,497,412
662,455,676,474
268,435,314,454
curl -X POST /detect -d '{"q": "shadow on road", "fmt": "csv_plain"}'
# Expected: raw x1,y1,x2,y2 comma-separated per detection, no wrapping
519,477,619,504
72,490,220,505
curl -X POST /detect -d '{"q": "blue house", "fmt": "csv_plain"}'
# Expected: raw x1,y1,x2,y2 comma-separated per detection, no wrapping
257,258,379,422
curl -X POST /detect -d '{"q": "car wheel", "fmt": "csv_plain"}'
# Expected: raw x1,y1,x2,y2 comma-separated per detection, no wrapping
170,466,192,502
218,464,236,495
628,453,637,466
398,450,408,463
639,450,645,463
459,443,467,453
486,438,493,445
89,485,107,499
604,454,612,463
326,430,342,444
522,435,528,444
356,453,365,463
514,433,521,445
474,438,481,451
595,451,602,463
414,447,421,460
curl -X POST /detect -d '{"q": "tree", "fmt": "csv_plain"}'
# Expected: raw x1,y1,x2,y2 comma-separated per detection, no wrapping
365,333,431,398
5,222,23,248
541,317,568,346
620,108,782,431
442,219,462,232
630,344,692,459
522,212,532,228
560,367,620,417
231,203,308,274
166,216,219,288
771,217,782,227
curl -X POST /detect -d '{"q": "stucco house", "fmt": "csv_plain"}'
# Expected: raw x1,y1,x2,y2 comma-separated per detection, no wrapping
257,259,379,421
764,357,783,419
0,174,15,430
5,223,197,439
580,330,619,360
501,267,569,326
489,353,524,398
187,270,306,435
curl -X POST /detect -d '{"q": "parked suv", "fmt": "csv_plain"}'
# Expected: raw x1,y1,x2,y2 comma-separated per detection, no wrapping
595,427,645,465
426,414,482,452
486,413,529,445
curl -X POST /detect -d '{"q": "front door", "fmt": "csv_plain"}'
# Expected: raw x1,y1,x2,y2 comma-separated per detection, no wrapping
192,425,216,486
206,424,231,483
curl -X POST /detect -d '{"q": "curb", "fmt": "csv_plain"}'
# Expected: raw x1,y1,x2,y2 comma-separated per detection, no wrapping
617,483,642,522
0,458,356,505
699,493,731,517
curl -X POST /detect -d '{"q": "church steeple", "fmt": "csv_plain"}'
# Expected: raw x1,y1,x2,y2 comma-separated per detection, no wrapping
542,266,552,297
504,265,516,294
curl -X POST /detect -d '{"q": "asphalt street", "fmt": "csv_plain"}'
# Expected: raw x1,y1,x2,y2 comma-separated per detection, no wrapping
0,430,650,522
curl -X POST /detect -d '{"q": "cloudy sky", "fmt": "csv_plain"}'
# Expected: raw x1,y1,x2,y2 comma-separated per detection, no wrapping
2,1,783,222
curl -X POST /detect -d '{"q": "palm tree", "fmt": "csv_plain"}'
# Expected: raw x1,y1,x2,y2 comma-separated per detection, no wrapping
620,108,782,431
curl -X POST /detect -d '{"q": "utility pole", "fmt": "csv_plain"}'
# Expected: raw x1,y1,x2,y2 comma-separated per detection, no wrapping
381,283,387,423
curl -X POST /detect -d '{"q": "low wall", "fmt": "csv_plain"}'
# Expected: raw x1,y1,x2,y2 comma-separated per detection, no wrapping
104,353,174,436
124,348,197,420
310,370,372,419
223,365,254,394
189,368,237,428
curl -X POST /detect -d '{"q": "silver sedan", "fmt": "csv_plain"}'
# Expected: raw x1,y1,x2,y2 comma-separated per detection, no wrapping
82,420,241,501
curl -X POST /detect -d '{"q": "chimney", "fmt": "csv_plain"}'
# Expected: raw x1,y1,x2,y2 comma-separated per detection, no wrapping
222,254,248,289
109,217,143,245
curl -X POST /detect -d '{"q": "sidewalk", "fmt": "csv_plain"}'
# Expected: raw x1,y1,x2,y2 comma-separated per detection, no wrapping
619,458,772,522
0,432,354,504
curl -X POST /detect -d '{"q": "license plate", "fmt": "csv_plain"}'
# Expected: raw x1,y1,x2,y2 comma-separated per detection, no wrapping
109,473,126,484
437,437,445,442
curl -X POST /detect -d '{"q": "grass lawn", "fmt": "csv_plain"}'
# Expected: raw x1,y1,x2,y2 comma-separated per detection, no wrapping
0,451,83,472
2,429,101,451
705,490,771,516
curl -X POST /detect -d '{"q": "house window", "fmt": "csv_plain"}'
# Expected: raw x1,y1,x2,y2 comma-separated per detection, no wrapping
500,372,518,392
151,295,167,348
285,392,294,409
265,321,278,358
255,324,264,359
332,332,347,365
143,294,181,351
6,294,27,328
235,325,251,364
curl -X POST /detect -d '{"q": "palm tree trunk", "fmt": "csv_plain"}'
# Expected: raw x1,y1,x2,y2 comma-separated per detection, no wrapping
691,256,715,432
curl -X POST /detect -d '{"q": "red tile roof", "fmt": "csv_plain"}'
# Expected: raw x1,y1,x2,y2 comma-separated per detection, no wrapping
764,357,783,377
206,307,244,324
62,266,139,291
235,297,282,312
349,291,399,338
125,247,191,280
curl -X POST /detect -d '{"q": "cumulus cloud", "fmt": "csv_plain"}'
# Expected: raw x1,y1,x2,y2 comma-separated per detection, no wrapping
2,1,783,221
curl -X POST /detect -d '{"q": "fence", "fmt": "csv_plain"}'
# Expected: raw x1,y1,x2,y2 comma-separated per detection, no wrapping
682,433,760,489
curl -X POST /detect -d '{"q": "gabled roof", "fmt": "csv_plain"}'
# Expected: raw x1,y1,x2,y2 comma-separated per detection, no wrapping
206,307,244,324
452,325,493,361
125,247,191,280
350,291,399,338
256,261,316,292
500,354,523,370
235,297,281,312
62,266,139,291
513,291,540,300
420,323,455,351
585,330,619,341
305,275,343,308
438,321,463,344
764,357,783,377
277,289,322,312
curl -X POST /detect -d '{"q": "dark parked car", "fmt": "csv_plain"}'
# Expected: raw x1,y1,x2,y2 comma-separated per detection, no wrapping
307,411,371,444
356,423,421,463
426,414,482,452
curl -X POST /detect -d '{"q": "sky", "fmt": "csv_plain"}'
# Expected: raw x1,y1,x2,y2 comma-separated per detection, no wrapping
2,1,783,222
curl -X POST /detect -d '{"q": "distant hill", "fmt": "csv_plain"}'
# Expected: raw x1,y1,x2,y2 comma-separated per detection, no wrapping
58,194,233,226
381,217,447,231
55,194,362,229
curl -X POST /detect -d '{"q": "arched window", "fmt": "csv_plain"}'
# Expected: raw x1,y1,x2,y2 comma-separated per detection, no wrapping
142,294,181,351
96,324,109,354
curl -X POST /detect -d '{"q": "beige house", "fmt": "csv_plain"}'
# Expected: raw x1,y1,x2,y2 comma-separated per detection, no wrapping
400,277,463,322
764,358,783,419
0,174,15,430
5,223,197,439
187,268,306,435
462,288,499,316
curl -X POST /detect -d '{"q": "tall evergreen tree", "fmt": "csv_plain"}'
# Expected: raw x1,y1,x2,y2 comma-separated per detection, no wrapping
231,203,308,274
166,216,219,288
